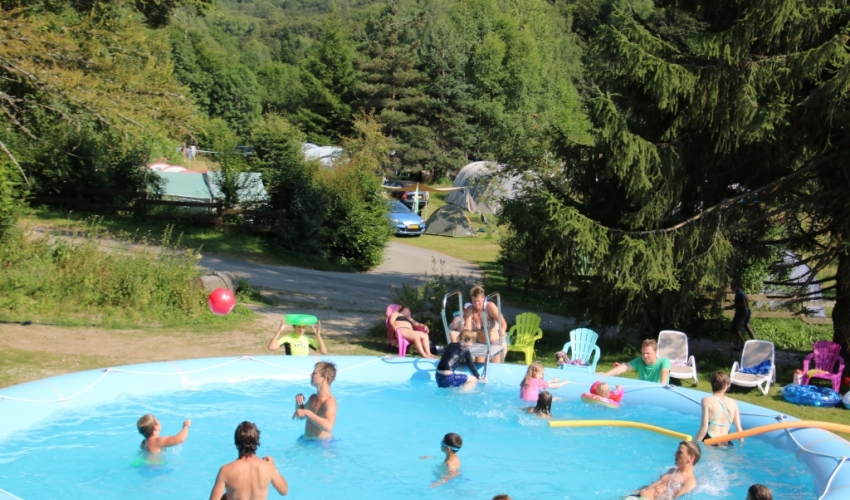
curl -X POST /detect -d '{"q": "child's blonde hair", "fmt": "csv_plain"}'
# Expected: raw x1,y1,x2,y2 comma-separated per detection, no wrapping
459,329,476,343
521,362,544,388
594,382,610,398
137,414,156,438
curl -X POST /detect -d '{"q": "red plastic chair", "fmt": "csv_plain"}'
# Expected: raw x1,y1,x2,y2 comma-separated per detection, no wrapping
385,304,410,357
801,341,845,392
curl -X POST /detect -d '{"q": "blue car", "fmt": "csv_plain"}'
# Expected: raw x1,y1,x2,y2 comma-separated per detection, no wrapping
389,200,426,236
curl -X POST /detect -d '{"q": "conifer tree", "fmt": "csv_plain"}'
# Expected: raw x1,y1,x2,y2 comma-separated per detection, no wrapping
507,1,850,357
295,15,357,143
418,17,475,180
355,0,431,174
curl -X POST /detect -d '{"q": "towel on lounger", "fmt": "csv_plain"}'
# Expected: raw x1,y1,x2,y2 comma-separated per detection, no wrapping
740,359,772,375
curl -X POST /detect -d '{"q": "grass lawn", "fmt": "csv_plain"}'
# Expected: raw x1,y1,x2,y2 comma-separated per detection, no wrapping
26,206,355,272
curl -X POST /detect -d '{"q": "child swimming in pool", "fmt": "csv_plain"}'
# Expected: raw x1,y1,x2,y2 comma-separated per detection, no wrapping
520,362,568,402
524,390,553,418
420,432,463,487
137,414,191,454
436,330,485,390
591,381,624,402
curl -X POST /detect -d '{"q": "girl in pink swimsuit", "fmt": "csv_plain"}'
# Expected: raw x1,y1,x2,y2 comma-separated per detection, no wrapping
519,362,569,402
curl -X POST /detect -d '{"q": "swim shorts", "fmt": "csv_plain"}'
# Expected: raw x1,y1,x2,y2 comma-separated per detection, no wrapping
436,373,468,388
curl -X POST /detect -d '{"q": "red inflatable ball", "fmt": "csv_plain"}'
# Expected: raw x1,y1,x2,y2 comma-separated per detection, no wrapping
207,288,236,316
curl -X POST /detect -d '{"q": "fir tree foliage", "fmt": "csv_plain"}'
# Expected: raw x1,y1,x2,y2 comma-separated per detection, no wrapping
504,0,850,348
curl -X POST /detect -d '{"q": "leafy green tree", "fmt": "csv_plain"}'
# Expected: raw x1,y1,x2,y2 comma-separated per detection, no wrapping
256,62,304,114
251,115,325,253
318,113,393,270
168,28,261,137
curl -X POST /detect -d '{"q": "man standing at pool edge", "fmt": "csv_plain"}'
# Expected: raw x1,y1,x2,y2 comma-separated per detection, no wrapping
603,339,671,385
293,361,337,439
209,421,288,500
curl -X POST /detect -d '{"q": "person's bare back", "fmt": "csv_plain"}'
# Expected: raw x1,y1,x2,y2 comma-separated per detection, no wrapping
209,422,288,500
211,455,287,500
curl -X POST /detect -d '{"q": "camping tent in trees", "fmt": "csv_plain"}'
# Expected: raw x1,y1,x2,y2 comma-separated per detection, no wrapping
445,161,520,215
424,205,476,237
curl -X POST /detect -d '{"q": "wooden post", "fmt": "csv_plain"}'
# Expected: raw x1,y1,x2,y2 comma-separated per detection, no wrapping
136,190,148,219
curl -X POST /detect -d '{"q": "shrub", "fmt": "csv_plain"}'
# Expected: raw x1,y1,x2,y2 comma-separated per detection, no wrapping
317,162,392,271
252,115,325,254
0,159,25,241
0,221,246,327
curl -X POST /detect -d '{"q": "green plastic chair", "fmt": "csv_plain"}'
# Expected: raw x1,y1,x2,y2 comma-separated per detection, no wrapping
560,328,601,373
507,312,543,365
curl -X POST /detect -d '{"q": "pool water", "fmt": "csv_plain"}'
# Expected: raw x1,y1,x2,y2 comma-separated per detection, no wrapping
0,379,812,499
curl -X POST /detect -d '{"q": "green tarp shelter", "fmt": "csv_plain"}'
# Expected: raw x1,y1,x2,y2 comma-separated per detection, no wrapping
424,205,476,237
155,172,213,201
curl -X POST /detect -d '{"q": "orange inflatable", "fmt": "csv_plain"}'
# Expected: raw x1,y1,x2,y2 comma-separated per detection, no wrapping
704,420,850,445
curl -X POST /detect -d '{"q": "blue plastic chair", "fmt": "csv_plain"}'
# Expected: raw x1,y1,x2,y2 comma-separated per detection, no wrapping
559,328,601,373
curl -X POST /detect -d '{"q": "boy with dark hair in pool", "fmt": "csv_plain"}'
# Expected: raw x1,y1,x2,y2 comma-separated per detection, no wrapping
626,441,700,499
293,361,337,439
209,421,289,500
136,414,191,454
436,329,486,390
420,432,463,487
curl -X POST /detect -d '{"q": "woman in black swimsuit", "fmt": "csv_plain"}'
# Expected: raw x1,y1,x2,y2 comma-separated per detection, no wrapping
390,307,436,358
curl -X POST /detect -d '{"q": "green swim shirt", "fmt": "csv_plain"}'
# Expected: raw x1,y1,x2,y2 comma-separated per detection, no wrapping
629,356,671,383
278,333,319,356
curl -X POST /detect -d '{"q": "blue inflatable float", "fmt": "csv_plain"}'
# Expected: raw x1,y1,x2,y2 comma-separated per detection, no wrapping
782,384,842,407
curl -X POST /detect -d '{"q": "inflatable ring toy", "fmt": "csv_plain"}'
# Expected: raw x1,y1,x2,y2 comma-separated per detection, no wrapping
781,384,841,407
581,393,620,409
284,314,319,326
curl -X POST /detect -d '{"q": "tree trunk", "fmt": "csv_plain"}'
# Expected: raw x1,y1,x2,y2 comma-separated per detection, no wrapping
832,240,850,377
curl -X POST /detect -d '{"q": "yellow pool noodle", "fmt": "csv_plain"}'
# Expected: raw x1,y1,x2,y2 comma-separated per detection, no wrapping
549,420,692,441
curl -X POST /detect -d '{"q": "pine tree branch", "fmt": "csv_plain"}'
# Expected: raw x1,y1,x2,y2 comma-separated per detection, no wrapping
607,153,837,235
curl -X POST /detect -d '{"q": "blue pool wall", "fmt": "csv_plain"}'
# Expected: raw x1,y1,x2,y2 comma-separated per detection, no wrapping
1,355,849,499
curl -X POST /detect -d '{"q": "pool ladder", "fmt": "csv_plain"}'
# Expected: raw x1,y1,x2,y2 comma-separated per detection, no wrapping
441,290,506,380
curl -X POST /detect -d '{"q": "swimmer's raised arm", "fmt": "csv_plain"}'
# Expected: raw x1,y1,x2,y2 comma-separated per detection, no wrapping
268,319,291,351
154,420,191,449
312,321,328,355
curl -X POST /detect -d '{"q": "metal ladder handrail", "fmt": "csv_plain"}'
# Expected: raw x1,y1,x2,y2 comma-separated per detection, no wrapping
441,290,464,345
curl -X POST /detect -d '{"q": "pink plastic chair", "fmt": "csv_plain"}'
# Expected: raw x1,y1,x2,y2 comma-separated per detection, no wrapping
385,304,410,357
801,341,845,392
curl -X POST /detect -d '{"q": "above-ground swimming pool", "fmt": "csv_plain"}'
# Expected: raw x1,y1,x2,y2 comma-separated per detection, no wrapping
1,356,849,499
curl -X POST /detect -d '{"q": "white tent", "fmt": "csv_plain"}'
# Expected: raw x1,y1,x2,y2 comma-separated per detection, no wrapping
445,161,520,215
302,143,344,166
